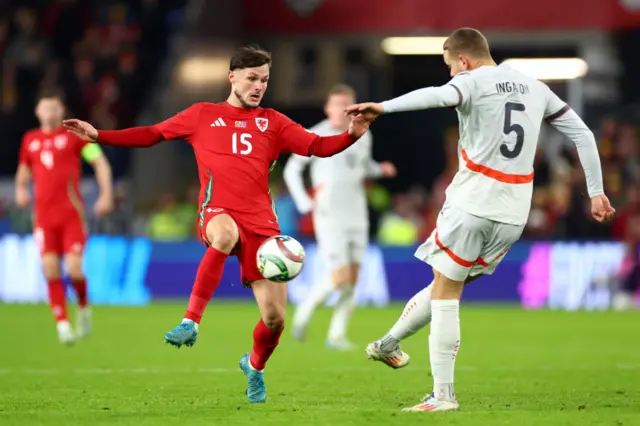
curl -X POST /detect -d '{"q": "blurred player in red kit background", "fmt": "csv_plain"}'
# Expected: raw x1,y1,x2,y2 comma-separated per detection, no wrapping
15,91,114,345
63,45,374,403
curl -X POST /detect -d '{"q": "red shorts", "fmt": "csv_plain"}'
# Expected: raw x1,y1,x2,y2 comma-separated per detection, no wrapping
199,207,279,286
34,219,87,256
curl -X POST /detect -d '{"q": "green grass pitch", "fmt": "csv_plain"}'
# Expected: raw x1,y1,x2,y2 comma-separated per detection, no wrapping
0,302,638,425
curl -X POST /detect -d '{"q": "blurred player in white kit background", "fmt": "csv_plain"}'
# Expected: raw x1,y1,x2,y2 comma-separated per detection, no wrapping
284,84,396,350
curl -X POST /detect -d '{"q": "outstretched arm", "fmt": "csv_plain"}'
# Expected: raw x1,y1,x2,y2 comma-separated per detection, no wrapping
345,85,462,120
63,104,202,148
63,119,165,147
278,114,371,158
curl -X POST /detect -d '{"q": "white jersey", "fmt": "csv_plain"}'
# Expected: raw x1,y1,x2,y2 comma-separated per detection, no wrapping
382,63,603,226
283,119,382,230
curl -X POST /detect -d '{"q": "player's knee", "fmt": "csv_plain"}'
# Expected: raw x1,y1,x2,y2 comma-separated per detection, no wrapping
262,308,286,331
331,266,351,288
65,255,84,280
42,255,61,280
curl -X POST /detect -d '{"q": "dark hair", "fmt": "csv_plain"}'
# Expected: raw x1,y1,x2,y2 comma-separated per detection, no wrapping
229,45,272,71
38,88,66,103
443,28,491,58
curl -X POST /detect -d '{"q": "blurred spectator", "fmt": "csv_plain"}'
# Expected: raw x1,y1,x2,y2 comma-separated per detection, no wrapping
377,193,422,246
147,193,192,241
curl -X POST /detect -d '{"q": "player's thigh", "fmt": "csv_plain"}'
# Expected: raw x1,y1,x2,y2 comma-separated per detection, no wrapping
345,229,368,284
34,225,63,279
237,228,279,288
251,279,287,329
415,203,489,282
202,210,240,253
314,219,350,274
432,268,465,300
470,222,525,277
61,221,87,279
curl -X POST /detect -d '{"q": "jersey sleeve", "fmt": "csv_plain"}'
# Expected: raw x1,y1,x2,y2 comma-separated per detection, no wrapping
153,103,202,142
18,135,32,167
543,86,571,122
276,113,321,156
543,87,603,197
363,132,383,178
380,75,470,113
447,72,474,109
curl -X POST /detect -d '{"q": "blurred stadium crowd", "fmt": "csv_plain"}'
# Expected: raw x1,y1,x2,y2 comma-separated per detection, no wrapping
0,0,638,251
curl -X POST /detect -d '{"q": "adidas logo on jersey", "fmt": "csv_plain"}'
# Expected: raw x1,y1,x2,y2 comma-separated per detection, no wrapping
210,118,227,127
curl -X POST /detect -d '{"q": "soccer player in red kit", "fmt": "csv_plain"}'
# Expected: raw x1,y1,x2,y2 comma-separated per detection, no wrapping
63,46,373,403
15,91,114,345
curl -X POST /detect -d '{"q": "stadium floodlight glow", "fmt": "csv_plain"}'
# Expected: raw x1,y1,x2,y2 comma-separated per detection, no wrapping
178,56,229,85
381,37,448,55
501,58,588,81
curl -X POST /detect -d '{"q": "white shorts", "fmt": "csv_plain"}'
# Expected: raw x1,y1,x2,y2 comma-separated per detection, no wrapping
314,217,368,270
415,202,524,282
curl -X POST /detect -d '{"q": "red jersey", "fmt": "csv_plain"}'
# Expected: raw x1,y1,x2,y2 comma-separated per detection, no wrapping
19,127,88,226
154,102,323,230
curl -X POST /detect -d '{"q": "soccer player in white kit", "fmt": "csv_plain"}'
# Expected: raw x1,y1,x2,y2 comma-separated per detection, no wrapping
346,28,615,412
284,84,396,350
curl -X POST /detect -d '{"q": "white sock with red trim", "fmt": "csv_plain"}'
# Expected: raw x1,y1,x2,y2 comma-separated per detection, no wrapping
430,299,460,401
379,282,433,351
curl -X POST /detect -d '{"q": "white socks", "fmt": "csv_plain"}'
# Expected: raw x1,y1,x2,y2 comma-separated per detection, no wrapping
380,283,433,351
328,285,355,340
429,299,460,401
293,278,335,330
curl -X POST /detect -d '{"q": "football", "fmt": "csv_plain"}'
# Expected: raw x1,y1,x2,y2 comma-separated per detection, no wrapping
257,235,306,282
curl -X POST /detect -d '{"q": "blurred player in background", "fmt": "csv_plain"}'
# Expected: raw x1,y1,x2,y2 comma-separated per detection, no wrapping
284,84,396,350
15,91,114,345
63,46,373,404
347,28,614,412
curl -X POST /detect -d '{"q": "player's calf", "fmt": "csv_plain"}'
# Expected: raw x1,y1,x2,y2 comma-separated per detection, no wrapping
66,254,92,338
42,254,75,343
250,279,286,370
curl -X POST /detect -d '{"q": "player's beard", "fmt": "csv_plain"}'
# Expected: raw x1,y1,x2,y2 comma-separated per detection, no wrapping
234,90,258,109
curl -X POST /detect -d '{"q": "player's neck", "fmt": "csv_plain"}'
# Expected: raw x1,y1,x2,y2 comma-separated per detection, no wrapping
470,58,497,70
226,95,247,109
40,123,61,134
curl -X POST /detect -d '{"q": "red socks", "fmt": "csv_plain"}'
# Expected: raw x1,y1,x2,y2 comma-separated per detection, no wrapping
71,278,88,308
185,247,228,323
47,279,68,322
250,319,284,371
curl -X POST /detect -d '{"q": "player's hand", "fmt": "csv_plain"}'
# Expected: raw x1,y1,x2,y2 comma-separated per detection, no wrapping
591,194,615,223
347,114,372,140
63,119,99,142
93,193,114,217
345,102,385,121
15,187,31,208
380,161,397,178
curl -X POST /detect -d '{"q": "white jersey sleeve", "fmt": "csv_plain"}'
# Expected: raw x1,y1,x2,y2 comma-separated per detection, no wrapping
283,154,314,214
543,89,604,197
362,132,383,178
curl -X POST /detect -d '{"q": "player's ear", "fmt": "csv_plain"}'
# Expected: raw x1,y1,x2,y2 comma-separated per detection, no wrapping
228,71,235,84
